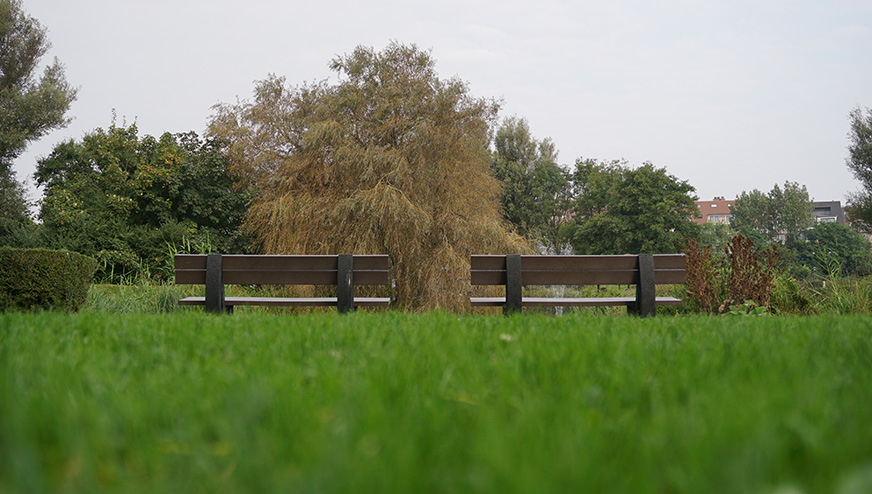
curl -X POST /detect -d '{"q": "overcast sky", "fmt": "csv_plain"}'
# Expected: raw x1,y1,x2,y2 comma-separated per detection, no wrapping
14,0,872,207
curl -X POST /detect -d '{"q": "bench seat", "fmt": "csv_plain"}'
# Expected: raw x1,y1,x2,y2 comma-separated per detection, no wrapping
178,296,392,307
470,296,683,307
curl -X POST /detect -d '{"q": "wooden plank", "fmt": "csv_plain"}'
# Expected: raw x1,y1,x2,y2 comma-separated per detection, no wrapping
521,296,683,307
470,255,507,270
176,269,390,286
472,269,684,286
222,270,337,285
523,268,685,286
220,254,390,271
522,297,636,306
471,254,685,272
174,255,207,270
175,270,207,284
178,296,391,307
521,270,639,285
469,296,683,307
222,255,338,270
350,255,391,270
229,297,337,306
520,255,639,270
351,271,392,285
470,271,507,285
653,255,686,270
219,269,389,285
350,297,392,307
175,255,390,270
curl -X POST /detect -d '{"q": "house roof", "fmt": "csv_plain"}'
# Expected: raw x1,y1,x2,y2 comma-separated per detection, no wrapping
693,198,735,225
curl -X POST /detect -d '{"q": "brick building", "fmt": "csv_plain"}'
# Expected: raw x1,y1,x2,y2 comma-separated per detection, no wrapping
693,197,735,225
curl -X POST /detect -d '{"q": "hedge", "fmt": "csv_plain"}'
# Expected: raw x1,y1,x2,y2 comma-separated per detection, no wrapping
0,248,98,312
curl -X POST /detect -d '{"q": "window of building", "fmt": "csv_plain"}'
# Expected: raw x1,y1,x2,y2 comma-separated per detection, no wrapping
707,214,731,224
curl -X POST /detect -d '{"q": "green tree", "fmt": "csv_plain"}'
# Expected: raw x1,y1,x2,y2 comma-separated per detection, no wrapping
845,106,872,230
795,222,872,278
209,43,528,310
565,160,700,255
490,117,571,253
697,222,735,256
730,182,813,244
0,0,77,236
35,124,252,281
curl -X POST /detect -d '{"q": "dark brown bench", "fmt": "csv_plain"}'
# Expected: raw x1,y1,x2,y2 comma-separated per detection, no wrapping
174,254,391,313
470,254,685,316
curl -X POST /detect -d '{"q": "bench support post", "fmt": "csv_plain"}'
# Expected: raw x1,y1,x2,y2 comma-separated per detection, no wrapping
205,253,226,314
504,254,522,315
337,254,354,313
632,253,656,317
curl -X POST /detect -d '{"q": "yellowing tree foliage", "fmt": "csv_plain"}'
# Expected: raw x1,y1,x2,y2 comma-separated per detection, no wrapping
209,43,528,310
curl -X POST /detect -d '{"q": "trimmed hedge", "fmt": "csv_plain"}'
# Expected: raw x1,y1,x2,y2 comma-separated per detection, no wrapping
0,248,98,312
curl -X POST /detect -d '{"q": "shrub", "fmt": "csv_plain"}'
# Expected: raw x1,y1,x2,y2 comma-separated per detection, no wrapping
681,234,781,313
0,248,98,312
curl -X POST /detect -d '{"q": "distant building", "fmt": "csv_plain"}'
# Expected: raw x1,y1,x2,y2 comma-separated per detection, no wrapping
694,198,847,228
693,197,735,225
811,201,845,224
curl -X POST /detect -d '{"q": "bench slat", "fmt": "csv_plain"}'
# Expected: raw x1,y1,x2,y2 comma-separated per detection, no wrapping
471,254,685,271
223,269,390,286
470,296,683,307
175,269,390,285
471,269,685,286
175,254,391,271
179,296,391,307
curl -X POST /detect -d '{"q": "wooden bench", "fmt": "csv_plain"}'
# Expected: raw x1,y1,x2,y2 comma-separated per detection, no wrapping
470,254,685,316
174,254,391,313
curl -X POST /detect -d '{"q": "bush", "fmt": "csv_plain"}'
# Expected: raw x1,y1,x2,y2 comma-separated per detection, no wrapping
0,248,98,312
681,234,781,313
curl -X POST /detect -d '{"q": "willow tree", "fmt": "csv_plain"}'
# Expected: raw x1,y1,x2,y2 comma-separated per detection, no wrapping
209,43,528,310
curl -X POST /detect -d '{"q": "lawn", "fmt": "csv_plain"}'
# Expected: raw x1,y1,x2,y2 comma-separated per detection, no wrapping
1,311,871,493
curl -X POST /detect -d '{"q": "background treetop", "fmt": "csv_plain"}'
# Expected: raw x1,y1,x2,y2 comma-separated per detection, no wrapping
209,42,528,310
0,0,77,237
564,159,700,255
845,106,872,231
730,181,813,244
490,116,570,254
0,0,77,166
33,123,252,282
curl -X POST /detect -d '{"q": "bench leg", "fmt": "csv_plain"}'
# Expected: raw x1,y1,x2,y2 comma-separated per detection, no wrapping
337,254,354,314
205,253,226,314
504,254,522,315
633,254,656,317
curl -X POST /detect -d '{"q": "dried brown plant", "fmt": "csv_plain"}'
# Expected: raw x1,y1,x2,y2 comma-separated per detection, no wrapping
681,238,720,313
725,234,781,308
682,234,781,313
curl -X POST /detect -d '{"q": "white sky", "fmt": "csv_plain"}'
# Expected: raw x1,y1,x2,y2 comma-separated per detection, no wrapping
14,0,872,207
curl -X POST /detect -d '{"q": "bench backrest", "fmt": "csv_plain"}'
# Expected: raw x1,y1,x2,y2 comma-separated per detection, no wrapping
174,254,391,286
470,254,686,286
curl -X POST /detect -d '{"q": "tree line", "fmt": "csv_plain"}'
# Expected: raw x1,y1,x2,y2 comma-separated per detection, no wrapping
2,0,871,307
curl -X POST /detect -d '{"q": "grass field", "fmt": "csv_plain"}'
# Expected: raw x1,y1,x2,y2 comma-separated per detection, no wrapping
2,311,872,493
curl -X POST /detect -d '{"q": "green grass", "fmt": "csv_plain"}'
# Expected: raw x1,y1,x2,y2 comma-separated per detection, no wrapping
2,312,872,493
